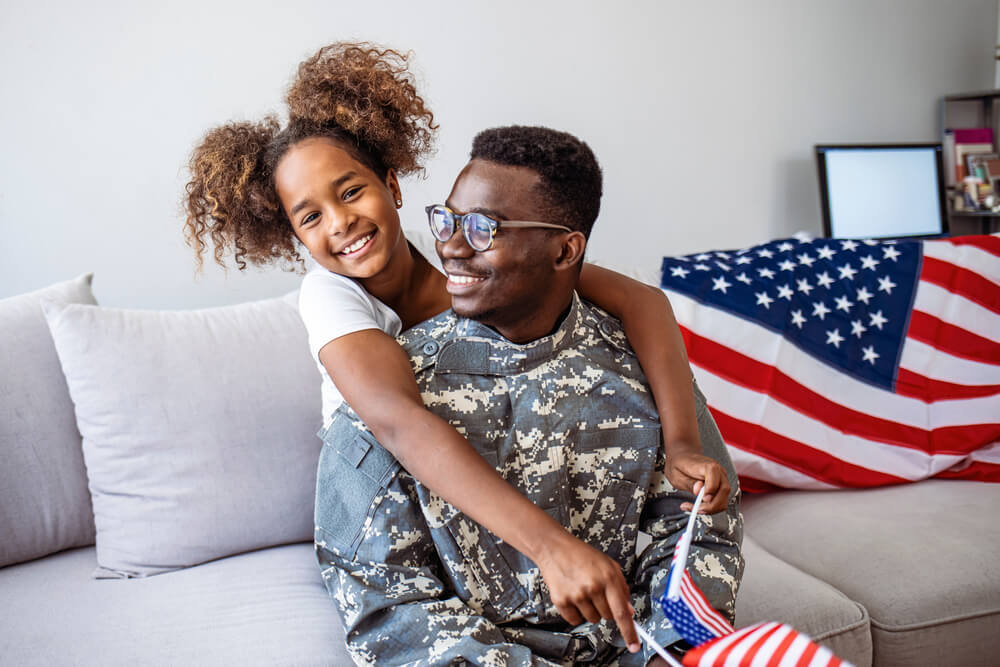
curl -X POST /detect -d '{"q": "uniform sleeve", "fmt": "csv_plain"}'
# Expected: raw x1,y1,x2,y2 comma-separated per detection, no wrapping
629,383,745,662
298,269,397,363
316,426,557,666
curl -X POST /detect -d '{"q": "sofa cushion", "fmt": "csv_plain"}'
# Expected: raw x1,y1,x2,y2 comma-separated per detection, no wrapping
0,543,350,666
735,537,871,665
42,294,322,577
743,480,1000,667
0,274,97,567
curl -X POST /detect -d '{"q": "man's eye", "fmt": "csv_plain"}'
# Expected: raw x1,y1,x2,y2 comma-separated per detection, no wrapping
301,212,320,227
343,186,362,201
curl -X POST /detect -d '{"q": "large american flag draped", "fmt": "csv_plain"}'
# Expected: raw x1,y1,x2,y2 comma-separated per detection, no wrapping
660,234,1000,491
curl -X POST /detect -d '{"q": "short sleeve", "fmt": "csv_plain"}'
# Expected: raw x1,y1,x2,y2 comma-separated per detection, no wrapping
298,268,402,362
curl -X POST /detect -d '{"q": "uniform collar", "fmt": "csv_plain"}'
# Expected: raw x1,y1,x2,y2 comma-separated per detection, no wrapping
403,292,584,376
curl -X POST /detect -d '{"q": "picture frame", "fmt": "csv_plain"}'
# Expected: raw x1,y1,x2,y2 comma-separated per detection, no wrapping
964,152,1000,183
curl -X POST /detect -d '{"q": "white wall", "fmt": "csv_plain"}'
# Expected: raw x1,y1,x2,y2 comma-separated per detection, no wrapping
1,0,995,308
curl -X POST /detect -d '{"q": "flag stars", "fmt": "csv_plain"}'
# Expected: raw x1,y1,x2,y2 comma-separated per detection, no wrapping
869,310,888,329
715,261,731,272
797,253,816,267
812,301,831,320
797,278,814,295
735,256,753,265
790,310,806,328
834,295,853,312
694,263,711,271
712,276,733,294
715,251,731,260
856,286,874,304
816,272,835,289
837,263,858,280
840,239,860,251
758,267,776,279
862,345,880,365
826,328,845,348
877,275,897,294
695,253,712,261
776,284,794,300
882,246,901,262
817,246,836,260
860,255,880,270
755,291,775,309
757,248,775,259
736,272,752,285
778,259,797,272
851,319,867,338
670,266,690,279
777,242,795,252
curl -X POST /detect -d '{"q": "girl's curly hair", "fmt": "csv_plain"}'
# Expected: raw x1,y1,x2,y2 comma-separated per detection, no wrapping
183,42,437,271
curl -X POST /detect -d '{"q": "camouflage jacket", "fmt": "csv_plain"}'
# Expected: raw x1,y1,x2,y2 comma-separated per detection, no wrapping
315,293,743,666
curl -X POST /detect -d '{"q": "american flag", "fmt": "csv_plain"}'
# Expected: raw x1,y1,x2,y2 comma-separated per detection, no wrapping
660,234,1000,491
681,621,853,667
659,488,734,646
653,491,852,667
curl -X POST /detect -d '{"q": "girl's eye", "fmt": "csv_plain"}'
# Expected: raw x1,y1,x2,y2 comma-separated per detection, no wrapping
343,186,362,201
301,212,320,227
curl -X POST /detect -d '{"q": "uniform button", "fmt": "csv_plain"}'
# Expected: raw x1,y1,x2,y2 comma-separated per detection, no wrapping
599,319,618,336
422,341,439,355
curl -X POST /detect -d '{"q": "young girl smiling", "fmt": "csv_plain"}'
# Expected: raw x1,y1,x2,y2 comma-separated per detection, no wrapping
184,42,731,653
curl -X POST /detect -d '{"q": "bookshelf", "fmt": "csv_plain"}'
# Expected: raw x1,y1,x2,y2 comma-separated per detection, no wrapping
941,90,1000,234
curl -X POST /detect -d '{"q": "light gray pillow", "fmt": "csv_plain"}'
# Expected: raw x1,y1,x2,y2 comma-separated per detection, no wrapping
0,274,98,567
42,293,322,578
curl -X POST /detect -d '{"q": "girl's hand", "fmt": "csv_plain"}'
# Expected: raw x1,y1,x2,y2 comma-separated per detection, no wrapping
534,532,641,653
665,452,731,514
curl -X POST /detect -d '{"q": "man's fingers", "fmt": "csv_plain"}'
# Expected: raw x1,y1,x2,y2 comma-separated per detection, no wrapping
555,602,583,627
573,597,602,624
604,579,640,652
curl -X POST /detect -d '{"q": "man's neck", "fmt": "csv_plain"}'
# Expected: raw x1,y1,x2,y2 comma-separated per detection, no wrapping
487,292,574,344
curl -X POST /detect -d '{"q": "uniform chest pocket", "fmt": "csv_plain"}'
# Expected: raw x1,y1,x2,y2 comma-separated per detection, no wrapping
314,412,401,560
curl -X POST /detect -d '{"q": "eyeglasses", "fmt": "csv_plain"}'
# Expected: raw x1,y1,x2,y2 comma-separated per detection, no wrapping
426,204,573,252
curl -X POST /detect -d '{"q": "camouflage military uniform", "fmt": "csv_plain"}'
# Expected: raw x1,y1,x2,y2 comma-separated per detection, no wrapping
315,293,744,666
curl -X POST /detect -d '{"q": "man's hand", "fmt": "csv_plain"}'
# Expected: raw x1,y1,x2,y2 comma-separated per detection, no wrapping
665,451,730,514
533,531,641,653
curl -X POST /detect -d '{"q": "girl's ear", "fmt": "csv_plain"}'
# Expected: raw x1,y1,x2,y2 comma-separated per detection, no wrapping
385,169,402,207
553,231,587,272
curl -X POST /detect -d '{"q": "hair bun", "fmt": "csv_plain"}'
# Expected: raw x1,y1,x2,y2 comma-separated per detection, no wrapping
286,42,437,176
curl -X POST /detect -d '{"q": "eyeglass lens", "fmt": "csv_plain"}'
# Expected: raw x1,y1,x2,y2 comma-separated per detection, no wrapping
428,207,495,251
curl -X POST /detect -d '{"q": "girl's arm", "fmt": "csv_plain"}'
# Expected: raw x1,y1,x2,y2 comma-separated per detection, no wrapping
319,328,641,653
578,263,731,513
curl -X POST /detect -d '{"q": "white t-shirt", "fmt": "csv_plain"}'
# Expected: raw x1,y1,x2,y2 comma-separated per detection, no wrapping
298,234,442,425
299,268,401,426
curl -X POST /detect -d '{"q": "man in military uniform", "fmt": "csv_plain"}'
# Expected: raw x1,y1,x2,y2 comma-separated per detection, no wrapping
315,126,743,665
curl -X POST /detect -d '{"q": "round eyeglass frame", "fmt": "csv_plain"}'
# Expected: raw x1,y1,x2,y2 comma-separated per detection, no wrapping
425,204,573,252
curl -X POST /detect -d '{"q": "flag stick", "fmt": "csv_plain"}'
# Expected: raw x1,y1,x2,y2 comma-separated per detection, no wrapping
666,485,706,601
634,620,684,667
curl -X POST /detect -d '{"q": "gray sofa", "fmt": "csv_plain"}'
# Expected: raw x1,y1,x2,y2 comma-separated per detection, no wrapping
2,273,998,666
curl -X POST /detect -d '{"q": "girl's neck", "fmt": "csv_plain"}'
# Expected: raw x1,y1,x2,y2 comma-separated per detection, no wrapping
358,236,450,329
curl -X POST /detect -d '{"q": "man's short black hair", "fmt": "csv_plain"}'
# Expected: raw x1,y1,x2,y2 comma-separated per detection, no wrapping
469,125,602,239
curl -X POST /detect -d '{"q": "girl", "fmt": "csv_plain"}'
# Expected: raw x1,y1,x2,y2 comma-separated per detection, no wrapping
183,42,729,652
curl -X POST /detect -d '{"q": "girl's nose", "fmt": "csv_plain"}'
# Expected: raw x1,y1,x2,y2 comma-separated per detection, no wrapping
327,208,354,237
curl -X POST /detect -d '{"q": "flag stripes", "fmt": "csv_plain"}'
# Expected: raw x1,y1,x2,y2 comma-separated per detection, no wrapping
661,235,1000,489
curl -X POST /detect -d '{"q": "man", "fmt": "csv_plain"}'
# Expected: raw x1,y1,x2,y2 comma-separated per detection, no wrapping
315,126,743,665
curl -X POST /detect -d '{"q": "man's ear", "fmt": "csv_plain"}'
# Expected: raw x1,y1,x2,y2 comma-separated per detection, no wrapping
553,231,587,272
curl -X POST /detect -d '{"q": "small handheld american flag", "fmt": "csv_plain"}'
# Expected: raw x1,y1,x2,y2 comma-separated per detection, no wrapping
637,487,855,666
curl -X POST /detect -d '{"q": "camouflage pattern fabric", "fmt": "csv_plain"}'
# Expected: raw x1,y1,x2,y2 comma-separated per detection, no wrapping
315,293,744,665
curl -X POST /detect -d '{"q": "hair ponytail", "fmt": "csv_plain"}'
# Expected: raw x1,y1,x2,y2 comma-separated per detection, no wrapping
183,117,302,270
